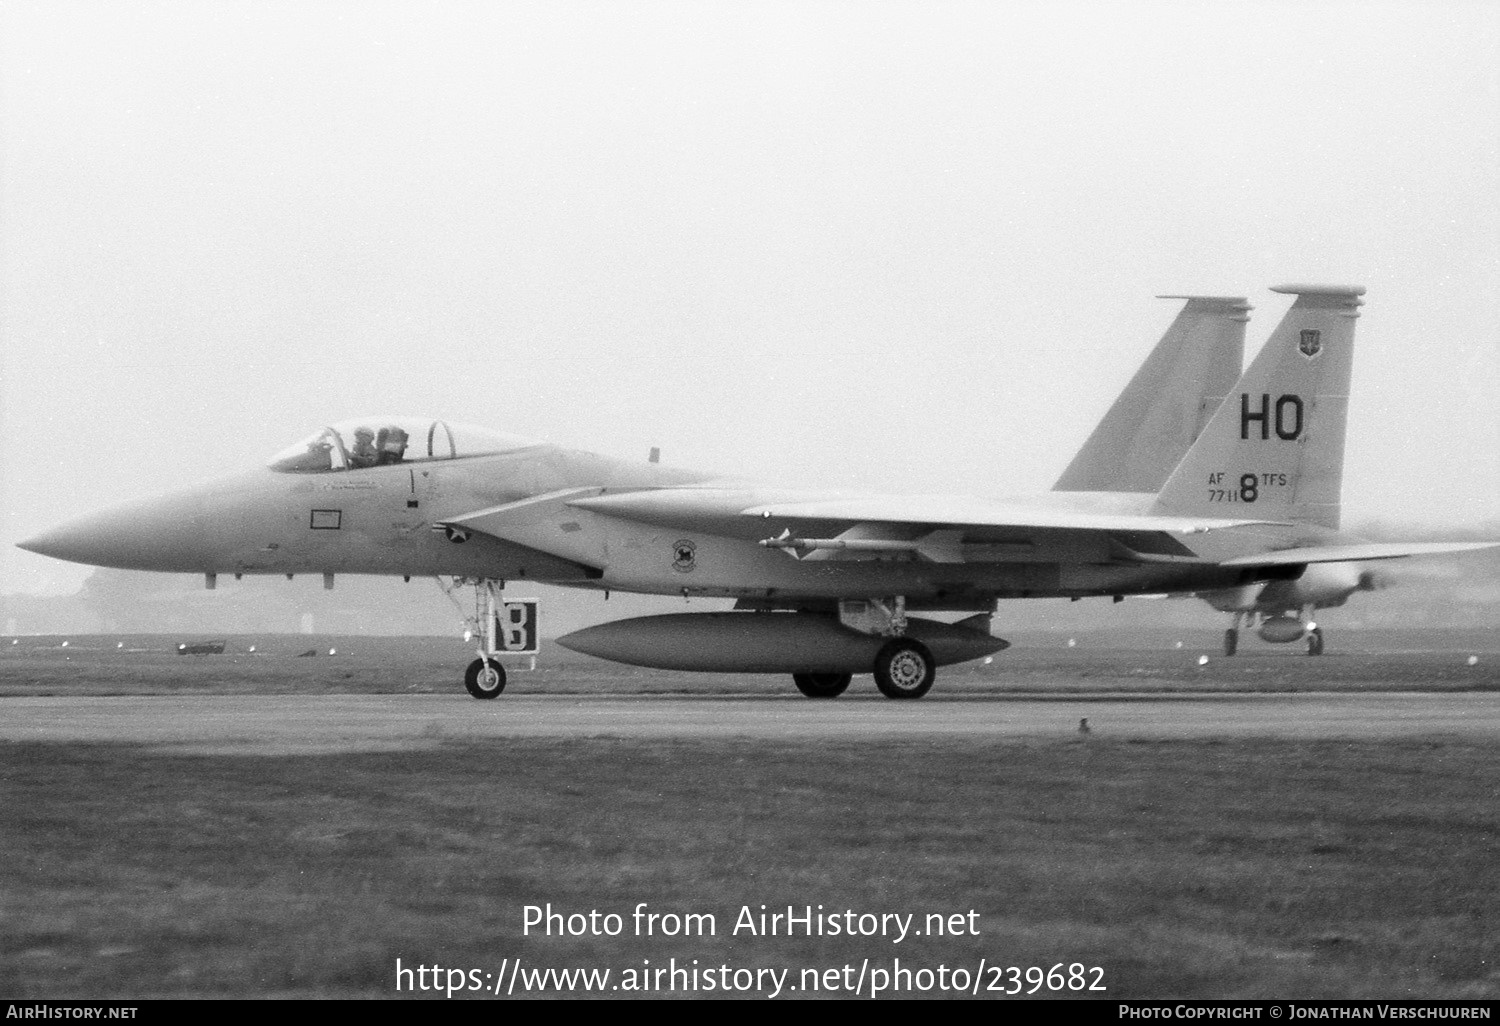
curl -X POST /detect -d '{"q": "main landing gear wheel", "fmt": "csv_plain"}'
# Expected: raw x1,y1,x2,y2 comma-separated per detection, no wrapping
465,657,506,699
1223,629,1239,656
873,639,936,700
792,672,852,699
1306,628,1325,657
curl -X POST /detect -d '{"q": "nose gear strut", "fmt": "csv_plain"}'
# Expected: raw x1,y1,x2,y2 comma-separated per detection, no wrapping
437,576,509,699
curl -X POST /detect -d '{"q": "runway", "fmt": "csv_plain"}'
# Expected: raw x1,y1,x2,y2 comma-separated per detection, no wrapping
3,692,1498,754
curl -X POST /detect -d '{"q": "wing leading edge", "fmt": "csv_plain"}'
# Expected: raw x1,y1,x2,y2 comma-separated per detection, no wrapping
735,495,1284,535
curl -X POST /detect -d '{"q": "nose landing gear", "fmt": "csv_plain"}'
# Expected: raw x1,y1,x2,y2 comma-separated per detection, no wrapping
439,577,539,699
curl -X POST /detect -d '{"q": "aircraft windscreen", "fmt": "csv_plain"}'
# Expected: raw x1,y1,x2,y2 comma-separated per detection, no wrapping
267,418,534,473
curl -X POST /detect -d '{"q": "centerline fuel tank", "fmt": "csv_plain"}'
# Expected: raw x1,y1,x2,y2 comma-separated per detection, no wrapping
556,611,1008,673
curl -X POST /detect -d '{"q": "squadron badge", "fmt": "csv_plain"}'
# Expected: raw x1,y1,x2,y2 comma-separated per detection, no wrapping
1299,329,1322,358
672,539,697,573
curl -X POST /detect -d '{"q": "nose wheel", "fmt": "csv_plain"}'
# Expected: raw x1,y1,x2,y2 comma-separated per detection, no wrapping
465,657,506,699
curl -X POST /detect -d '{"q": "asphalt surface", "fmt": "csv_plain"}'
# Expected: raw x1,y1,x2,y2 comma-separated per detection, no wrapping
3,691,1498,754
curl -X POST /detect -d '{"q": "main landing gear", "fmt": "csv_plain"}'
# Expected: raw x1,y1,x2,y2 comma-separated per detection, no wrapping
1222,610,1325,657
873,638,936,699
1300,603,1325,656
1306,626,1325,656
792,672,853,698
789,597,938,700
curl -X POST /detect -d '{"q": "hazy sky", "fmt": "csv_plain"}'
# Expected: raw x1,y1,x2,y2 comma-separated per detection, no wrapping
4,0,1497,595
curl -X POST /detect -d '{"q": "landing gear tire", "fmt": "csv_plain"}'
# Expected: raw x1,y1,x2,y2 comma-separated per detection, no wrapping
874,639,936,700
792,672,852,699
792,672,852,696
1306,628,1324,657
465,657,506,699
1223,629,1239,657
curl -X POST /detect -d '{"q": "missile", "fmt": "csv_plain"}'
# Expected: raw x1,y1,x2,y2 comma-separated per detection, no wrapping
556,612,1008,673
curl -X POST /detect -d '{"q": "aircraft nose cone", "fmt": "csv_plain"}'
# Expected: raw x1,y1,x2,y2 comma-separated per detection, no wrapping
16,490,212,570
16,527,75,560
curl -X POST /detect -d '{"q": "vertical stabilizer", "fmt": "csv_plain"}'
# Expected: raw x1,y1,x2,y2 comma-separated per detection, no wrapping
1152,285,1364,529
1054,295,1249,492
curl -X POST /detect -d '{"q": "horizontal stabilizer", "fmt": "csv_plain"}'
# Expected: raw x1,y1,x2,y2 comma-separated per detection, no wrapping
1218,541,1498,567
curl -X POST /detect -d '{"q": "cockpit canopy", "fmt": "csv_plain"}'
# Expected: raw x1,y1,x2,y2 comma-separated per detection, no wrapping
267,417,536,473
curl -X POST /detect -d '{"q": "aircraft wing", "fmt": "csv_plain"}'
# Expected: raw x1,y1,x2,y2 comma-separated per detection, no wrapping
1217,541,1500,566
737,495,1284,534
445,488,1496,572
568,487,1284,536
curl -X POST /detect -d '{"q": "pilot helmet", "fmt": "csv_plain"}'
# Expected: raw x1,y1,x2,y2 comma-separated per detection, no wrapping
354,427,374,440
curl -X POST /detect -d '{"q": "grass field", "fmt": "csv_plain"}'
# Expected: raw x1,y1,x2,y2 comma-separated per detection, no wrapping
2,633,1497,999
3,738,1497,999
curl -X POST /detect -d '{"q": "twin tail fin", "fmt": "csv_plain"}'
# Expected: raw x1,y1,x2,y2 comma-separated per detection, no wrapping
1152,284,1364,530
1054,295,1249,493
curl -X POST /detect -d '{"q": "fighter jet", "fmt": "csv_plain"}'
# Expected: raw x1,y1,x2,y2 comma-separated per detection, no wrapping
1196,562,1391,656
1051,293,1421,657
19,285,1494,699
